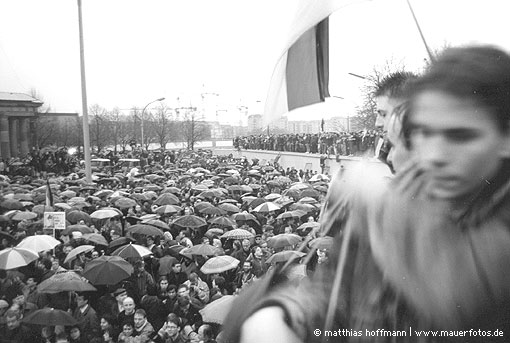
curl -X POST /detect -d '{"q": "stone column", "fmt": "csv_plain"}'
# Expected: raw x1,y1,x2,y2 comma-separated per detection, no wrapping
19,118,29,156
9,118,19,158
0,116,10,159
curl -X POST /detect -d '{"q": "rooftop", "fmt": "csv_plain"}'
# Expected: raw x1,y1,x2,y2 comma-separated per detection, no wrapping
0,92,43,104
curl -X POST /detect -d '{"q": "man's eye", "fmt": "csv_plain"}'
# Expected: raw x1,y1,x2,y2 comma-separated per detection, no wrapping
446,131,477,142
377,110,386,118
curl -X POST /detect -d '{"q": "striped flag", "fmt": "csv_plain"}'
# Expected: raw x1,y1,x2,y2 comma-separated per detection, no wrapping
264,19,330,119
263,1,354,122
46,179,53,207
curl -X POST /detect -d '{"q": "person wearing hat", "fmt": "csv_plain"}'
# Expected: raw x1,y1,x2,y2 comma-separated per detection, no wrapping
109,288,128,319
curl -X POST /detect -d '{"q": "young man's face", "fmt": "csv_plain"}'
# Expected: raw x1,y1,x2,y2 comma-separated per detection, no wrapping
123,298,135,313
410,91,510,200
386,113,411,173
134,314,145,329
375,95,403,131
6,315,20,330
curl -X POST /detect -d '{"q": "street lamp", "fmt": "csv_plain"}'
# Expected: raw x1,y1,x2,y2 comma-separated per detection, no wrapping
140,97,165,149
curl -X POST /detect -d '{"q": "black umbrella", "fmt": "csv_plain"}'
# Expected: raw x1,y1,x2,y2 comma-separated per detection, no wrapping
23,308,78,326
108,236,135,251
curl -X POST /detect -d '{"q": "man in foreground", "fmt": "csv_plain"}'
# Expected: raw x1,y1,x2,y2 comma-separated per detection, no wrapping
234,45,510,342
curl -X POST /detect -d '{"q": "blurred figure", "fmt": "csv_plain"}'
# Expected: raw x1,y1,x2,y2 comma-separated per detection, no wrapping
233,45,510,343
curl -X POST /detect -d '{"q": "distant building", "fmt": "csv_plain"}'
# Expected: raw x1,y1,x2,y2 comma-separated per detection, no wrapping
247,114,263,134
0,92,42,159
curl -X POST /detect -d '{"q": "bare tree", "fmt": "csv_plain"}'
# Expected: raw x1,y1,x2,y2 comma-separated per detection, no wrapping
352,58,407,131
179,108,211,150
149,103,175,150
89,104,110,152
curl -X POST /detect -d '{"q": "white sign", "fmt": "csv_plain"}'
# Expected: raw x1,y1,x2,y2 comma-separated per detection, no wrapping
44,212,66,230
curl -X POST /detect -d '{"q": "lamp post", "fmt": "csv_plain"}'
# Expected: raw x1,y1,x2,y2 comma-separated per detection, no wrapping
140,97,165,149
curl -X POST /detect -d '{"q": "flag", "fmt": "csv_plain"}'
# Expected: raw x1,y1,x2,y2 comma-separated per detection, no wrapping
264,18,330,120
46,179,53,207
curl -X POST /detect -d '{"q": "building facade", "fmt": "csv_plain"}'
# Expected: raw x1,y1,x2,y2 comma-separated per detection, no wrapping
0,92,42,159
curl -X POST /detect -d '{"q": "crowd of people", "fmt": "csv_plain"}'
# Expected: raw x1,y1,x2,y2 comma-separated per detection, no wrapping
233,130,381,157
0,148,330,343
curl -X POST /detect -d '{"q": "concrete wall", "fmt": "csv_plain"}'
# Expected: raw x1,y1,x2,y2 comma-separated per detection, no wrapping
212,148,390,177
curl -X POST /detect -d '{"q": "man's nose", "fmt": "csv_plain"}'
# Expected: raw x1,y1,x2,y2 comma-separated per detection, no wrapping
375,115,384,129
419,135,449,168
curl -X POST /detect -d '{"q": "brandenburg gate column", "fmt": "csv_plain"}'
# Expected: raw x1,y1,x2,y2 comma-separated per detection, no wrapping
9,118,19,157
0,115,10,159
19,118,29,156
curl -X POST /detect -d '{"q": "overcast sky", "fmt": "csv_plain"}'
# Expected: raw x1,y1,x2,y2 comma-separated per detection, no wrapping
1,0,509,119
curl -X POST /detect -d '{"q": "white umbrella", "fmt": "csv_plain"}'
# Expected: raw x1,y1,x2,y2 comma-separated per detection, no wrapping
253,202,281,213
17,235,61,252
0,247,39,270
90,209,121,220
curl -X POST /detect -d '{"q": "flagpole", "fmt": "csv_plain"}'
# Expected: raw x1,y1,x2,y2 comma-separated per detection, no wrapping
406,0,435,62
77,0,92,183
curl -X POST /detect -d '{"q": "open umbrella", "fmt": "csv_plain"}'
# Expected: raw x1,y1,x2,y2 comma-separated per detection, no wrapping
219,199,238,205
154,205,179,215
108,237,135,251
114,197,137,209
67,210,92,225
173,215,207,229
162,187,180,194
299,197,318,204
23,308,78,326
112,243,152,259
232,213,257,222
276,212,297,220
82,255,134,285
0,247,39,270
200,207,227,216
264,193,282,201
139,214,159,221
37,271,96,293
205,228,224,237
297,222,321,233
127,224,164,237
60,190,77,199
199,295,236,324
82,233,109,246
220,228,254,240
253,202,281,213
168,244,186,258
266,250,306,264
217,203,240,213
54,203,72,210
141,219,170,230
90,209,121,220
200,256,239,274
194,202,214,212
309,236,334,250
180,244,222,257
64,245,95,264
154,193,180,206
309,173,330,182
11,211,38,221
0,199,23,210
209,216,236,228
61,224,94,236
32,204,54,215
17,235,61,252
267,234,302,249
